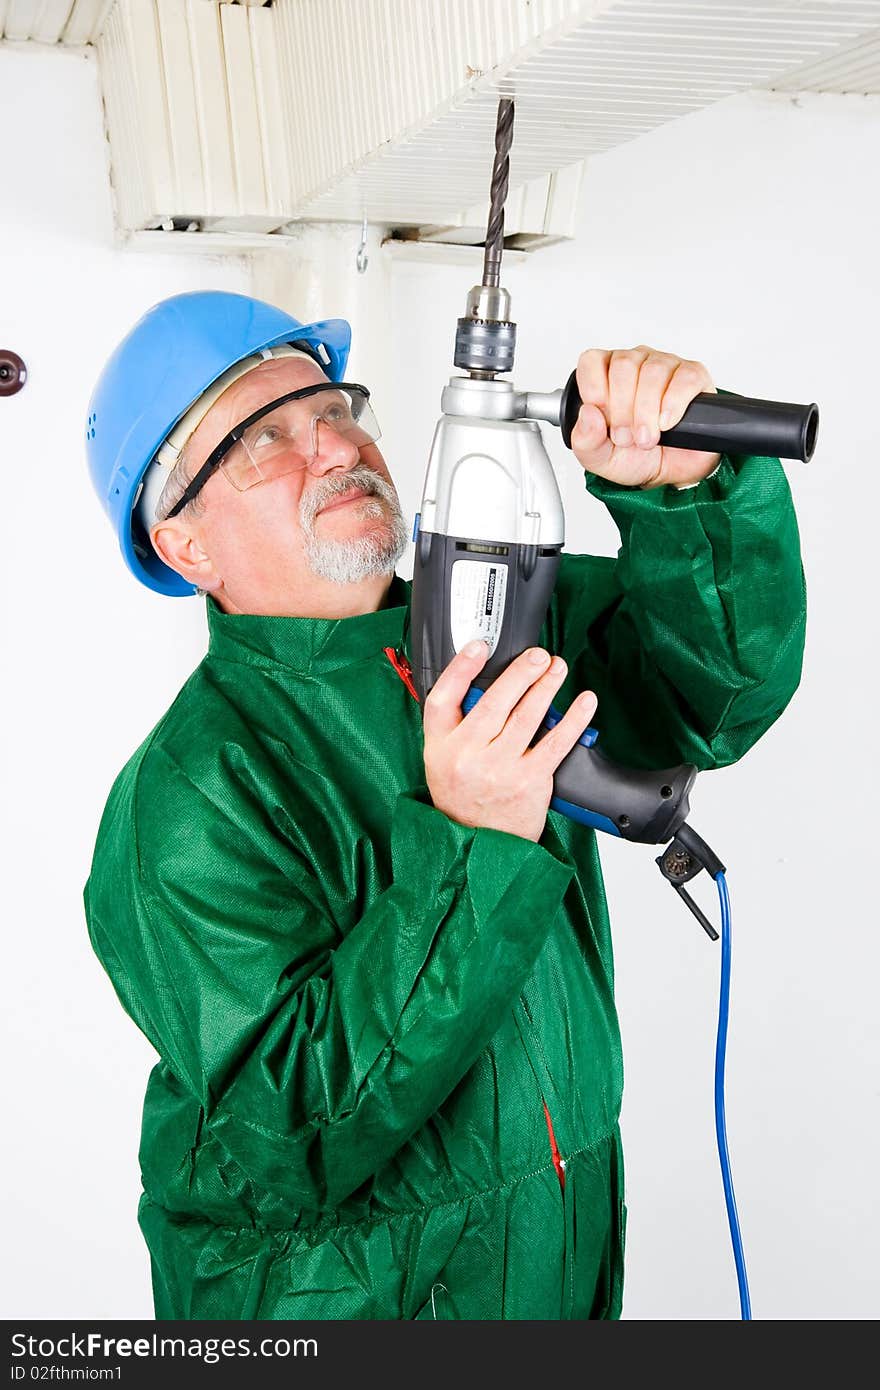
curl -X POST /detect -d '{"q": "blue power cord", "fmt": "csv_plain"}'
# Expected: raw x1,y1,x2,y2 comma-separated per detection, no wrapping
713,870,752,1320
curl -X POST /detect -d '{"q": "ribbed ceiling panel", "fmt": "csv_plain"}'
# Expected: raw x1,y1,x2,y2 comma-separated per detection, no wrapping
98,0,290,232
277,0,880,223
769,28,880,93
8,0,879,242
0,0,116,44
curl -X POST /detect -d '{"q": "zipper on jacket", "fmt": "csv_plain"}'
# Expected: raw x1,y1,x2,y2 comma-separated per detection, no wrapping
543,1100,567,1192
384,646,420,703
514,1000,568,1194
386,661,567,1194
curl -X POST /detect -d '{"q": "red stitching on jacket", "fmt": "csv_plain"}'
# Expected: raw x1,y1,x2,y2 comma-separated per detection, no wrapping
384,647,420,703
543,1101,566,1191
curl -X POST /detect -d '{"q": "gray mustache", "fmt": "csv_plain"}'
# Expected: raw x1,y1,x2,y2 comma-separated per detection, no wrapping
303,466,395,524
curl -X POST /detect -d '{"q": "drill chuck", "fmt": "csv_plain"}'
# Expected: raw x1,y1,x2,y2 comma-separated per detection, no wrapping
454,282,516,376
454,317,517,376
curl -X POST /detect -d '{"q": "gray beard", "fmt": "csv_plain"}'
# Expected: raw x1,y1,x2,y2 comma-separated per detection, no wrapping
299,463,409,585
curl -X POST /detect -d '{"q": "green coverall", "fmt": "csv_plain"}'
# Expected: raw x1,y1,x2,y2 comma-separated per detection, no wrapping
84,455,805,1319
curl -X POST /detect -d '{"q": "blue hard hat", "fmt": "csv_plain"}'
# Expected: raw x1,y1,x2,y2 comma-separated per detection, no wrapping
86,290,352,596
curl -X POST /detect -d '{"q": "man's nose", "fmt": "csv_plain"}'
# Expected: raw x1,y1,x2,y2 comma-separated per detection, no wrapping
305,419,360,475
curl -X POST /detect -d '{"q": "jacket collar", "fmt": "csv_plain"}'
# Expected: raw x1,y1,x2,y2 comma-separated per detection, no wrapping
206,573,411,675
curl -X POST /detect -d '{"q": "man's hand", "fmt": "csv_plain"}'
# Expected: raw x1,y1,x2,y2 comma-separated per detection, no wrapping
423,642,598,843
571,346,721,489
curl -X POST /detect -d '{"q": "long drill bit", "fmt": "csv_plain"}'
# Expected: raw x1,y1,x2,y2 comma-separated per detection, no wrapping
482,99,515,289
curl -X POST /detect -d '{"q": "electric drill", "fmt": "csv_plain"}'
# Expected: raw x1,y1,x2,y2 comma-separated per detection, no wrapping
408,98,817,851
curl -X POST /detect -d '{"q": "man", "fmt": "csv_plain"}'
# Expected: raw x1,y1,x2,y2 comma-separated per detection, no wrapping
84,290,805,1319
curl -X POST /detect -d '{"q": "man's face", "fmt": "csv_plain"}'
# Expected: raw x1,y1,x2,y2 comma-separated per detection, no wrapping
151,356,408,617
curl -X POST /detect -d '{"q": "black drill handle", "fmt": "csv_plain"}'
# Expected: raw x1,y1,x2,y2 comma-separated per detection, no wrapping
559,370,819,462
549,732,698,844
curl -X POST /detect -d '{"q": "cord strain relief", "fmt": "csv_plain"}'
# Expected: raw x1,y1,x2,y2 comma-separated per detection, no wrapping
676,822,726,877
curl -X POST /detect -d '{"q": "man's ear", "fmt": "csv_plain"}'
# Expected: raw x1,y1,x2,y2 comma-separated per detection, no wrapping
149,520,222,593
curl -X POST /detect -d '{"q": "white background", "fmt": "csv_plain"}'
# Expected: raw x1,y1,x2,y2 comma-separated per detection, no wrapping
1,42,877,1321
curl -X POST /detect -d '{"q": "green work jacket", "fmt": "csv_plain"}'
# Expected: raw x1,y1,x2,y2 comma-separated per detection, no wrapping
84,455,805,1319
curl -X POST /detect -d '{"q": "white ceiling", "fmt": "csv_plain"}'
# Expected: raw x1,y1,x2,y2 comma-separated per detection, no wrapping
771,24,880,92
1,0,879,95
1,0,878,91
4,0,880,243
0,0,116,45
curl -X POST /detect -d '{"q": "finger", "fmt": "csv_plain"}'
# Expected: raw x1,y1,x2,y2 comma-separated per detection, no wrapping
491,655,569,757
525,690,599,774
457,646,555,743
632,350,679,449
659,359,716,433
575,349,611,419
607,348,649,448
422,639,490,738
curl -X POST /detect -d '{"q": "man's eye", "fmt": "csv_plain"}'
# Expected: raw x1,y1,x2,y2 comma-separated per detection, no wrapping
252,425,282,449
323,405,352,426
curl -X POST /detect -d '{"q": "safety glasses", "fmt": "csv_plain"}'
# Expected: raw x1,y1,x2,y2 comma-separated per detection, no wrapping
165,383,380,518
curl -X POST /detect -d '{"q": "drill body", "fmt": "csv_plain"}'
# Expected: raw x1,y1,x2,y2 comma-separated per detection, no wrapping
409,373,698,845
410,376,563,697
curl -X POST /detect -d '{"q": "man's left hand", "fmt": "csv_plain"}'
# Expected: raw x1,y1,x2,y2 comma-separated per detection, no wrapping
570,346,722,489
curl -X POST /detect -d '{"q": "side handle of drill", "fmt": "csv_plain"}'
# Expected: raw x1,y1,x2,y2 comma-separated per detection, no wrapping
559,371,819,462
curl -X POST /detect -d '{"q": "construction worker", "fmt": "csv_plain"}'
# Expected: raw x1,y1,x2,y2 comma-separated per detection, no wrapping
84,290,805,1319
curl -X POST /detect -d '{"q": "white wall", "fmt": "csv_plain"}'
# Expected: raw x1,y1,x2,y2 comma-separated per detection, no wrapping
0,44,251,1320
2,38,877,1322
388,89,880,1322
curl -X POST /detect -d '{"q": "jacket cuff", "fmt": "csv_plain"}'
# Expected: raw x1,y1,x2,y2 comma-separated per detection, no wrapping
396,785,576,919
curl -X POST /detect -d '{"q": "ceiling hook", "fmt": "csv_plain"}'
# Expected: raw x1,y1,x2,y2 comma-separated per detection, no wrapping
356,216,369,274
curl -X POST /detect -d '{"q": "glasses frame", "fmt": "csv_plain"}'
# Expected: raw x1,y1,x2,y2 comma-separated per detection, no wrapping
163,381,374,519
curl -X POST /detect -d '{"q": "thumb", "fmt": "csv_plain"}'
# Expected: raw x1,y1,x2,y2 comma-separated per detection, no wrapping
570,401,611,468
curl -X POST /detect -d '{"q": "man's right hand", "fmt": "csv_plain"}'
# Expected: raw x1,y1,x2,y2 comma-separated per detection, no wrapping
422,642,599,842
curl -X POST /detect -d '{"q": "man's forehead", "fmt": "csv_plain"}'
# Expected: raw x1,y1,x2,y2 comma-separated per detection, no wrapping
224,355,330,416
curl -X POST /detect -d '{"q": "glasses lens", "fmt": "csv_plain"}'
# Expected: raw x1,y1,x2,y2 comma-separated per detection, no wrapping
219,387,380,492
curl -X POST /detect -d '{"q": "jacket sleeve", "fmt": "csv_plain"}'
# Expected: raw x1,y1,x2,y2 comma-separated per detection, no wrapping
84,771,574,1213
540,450,807,771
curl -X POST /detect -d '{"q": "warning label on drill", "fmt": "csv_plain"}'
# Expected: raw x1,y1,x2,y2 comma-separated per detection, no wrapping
451,559,508,656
